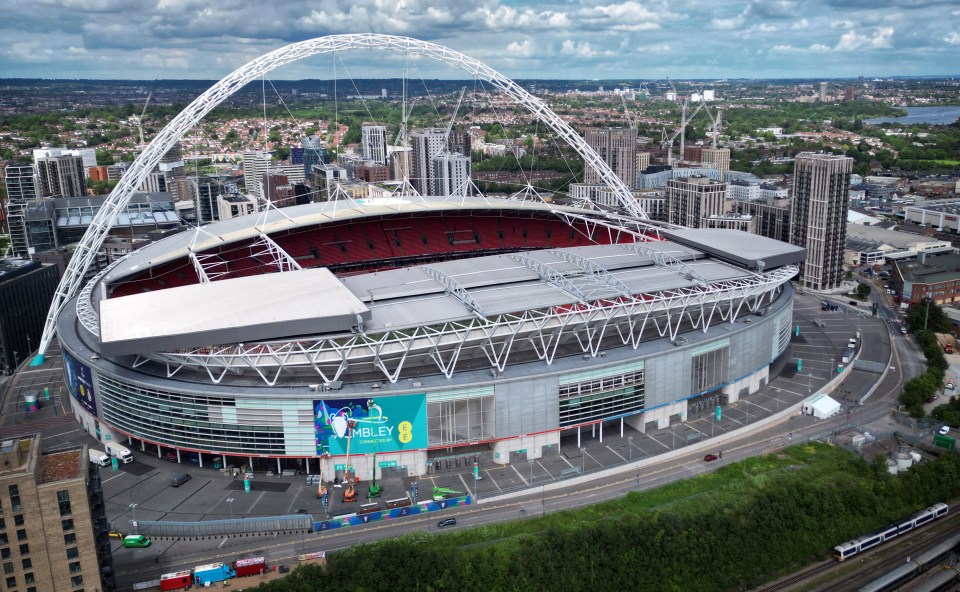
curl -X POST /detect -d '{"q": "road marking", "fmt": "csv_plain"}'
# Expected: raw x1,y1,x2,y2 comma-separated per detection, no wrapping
482,468,500,490
510,463,528,485
217,537,228,549
102,473,127,484
606,444,626,462
246,491,266,512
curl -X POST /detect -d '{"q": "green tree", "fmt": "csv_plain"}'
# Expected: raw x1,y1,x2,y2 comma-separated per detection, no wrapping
855,283,871,299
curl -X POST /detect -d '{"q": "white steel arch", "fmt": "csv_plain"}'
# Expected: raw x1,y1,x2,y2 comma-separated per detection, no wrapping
34,33,647,361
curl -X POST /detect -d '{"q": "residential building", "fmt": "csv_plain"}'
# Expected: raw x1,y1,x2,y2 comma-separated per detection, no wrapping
242,151,272,200
218,194,258,221
739,199,792,243
584,127,636,187
36,155,86,199
431,152,472,196
665,175,728,228
0,435,114,592
701,147,731,181
356,163,390,183
789,152,853,290
3,165,38,258
311,164,348,201
361,125,389,166
411,128,448,196
189,176,224,225
448,126,472,158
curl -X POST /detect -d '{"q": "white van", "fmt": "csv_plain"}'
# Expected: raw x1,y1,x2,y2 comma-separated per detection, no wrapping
105,441,133,464
88,449,110,466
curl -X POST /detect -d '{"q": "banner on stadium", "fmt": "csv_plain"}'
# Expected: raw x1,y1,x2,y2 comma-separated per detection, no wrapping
63,350,97,415
314,394,427,455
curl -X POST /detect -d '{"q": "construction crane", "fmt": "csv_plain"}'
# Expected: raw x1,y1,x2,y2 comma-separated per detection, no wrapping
316,452,330,500
132,92,152,147
444,86,467,144
704,105,723,148
368,451,383,499
341,418,359,503
662,97,706,165
620,93,638,130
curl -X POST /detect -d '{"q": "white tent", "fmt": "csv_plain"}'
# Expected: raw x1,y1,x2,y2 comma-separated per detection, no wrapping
802,394,842,420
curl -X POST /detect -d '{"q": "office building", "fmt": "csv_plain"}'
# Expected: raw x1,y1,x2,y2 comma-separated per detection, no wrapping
789,152,853,290
361,125,389,166
0,435,114,592
218,194,258,221
301,136,330,179
3,165,38,258
665,175,728,228
0,258,59,374
36,155,86,199
431,152,472,196
584,127,636,187
411,128,448,195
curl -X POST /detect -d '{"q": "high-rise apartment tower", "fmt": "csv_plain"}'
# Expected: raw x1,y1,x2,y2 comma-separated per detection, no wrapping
789,152,853,290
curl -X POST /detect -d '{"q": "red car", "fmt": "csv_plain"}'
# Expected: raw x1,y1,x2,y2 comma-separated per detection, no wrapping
703,454,719,462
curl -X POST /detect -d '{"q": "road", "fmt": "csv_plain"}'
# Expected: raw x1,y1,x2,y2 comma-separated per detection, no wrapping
0,290,930,591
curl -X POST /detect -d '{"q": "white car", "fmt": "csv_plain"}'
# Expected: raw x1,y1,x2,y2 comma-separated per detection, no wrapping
939,426,951,436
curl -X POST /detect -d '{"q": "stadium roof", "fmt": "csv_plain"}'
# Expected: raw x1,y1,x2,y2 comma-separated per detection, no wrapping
660,228,806,270
101,197,611,286
98,268,370,356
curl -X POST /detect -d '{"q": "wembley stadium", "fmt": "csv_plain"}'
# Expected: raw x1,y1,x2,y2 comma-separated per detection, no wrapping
55,195,804,478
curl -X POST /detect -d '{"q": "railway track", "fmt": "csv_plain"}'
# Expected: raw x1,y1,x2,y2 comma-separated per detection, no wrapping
757,503,960,592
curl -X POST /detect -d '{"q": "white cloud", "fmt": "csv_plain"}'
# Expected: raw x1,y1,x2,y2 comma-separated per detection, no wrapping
710,17,743,30
791,18,810,30
506,39,534,58
830,20,854,29
835,27,894,51
560,39,597,58
945,32,960,45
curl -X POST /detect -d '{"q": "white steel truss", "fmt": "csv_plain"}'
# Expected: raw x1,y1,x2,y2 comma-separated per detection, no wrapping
420,265,485,316
548,249,633,297
37,33,644,359
141,266,797,386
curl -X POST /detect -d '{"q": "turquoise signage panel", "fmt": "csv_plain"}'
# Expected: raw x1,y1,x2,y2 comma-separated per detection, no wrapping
314,395,427,455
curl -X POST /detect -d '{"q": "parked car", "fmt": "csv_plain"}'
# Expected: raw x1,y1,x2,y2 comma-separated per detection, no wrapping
703,454,719,462
939,426,951,436
163,451,177,461
437,518,457,528
169,472,192,487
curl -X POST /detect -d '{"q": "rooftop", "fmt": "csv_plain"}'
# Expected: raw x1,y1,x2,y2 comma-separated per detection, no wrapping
38,449,82,484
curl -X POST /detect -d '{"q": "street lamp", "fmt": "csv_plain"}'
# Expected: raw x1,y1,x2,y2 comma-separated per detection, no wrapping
580,447,586,475
128,503,138,523
225,497,235,517
528,459,534,485
627,436,634,461
26,335,31,354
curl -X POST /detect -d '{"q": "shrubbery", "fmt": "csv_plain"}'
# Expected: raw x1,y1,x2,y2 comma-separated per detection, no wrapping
252,445,960,592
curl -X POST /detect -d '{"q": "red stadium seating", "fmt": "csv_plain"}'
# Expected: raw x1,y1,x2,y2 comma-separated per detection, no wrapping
108,212,635,298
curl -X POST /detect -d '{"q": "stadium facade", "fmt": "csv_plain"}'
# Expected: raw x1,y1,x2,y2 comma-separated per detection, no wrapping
57,197,803,478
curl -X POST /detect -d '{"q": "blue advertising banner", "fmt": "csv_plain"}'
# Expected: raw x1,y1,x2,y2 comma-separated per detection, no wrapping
62,350,97,415
314,395,427,455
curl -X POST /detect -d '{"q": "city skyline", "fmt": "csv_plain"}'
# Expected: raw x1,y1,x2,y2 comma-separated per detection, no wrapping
1,1,958,81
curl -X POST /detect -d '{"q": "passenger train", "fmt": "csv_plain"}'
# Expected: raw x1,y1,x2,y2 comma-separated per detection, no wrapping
832,503,949,561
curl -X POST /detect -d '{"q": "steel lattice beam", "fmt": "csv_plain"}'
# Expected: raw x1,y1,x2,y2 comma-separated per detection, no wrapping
36,33,645,360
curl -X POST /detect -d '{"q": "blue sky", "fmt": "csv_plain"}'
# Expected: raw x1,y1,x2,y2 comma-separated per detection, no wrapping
1,0,958,80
